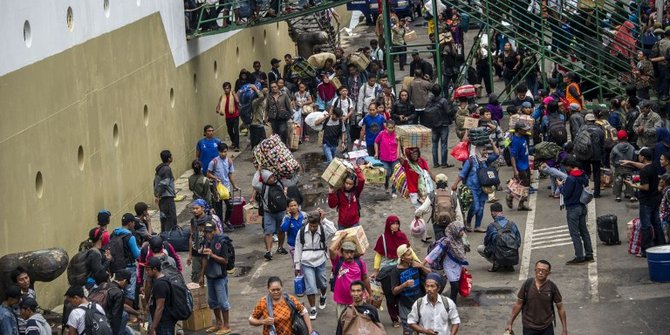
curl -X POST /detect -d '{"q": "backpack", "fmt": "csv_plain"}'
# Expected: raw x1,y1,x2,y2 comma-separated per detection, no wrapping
420,101,443,128
522,278,557,326
159,258,193,321
492,220,520,266
597,120,617,151
88,282,112,310
533,141,562,161
547,114,567,145
108,232,132,273
573,128,593,161
431,189,456,225
67,249,97,286
330,257,364,292
299,224,326,251
263,182,288,213
77,302,113,335
220,236,236,272
426,238,447,271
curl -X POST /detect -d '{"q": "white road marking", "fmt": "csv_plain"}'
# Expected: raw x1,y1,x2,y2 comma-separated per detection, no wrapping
519,180,539,281
240,261,270,295
531,241,574,250
532,228,570,237
531,236,574,245
587,199,599,302
533,226,571,233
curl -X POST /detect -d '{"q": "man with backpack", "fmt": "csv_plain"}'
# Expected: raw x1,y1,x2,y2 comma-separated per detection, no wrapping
252,169,289,261
64,285,111,335
201,222,234,334
574,113,605,198
407,272,460,335
109,214,141,305
315,107,347,163
207,142,239,231
506,260,567,335
328,237,372,318
19,298,51,335
154,150,177,232
90,269,138,335
336,280,385,335
265,81,293,144
415,174,463,240
146,257,178,335
542,100,567,146
423,84,455,169
294,210,337,320
507,123,532,211
477,203,521,272
558,157,594,265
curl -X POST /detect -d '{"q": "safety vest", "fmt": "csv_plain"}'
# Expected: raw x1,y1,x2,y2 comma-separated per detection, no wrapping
565,82,582,110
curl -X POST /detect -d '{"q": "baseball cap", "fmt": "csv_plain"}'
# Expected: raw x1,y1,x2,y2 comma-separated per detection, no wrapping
271,58,281,65
97,210,111,225
64,286,85,298
148,257,163,270
639,147,653,160
521,101,532,108
569,103,580,111
617,130,628,140
114,269,133,282
19,297,38,311
121,213,137,225
341,241,357,251
584,113,596,122
204,222,217,232
396,244,412,258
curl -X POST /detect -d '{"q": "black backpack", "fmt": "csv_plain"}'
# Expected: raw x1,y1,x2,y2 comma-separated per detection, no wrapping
67,249,97,286
547,114,567,145
299,225,326,251
263,182,288,213
159,264,193,321
573,128,593,161
492,220,520,266
108,232,132,273
220,235,236,272
77,302,113,335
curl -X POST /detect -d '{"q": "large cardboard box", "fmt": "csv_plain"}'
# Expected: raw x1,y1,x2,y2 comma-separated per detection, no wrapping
322,158,354,188
463,116,479,129
187,283,208,309
362,166,386,185
243,203,262,224
183,307,212,331
509,114,534,131
288,122,300,151
396,125,432,148
334,226,370,254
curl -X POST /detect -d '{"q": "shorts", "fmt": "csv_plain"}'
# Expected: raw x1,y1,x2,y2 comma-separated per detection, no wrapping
207,276,230,311
124,266,138,301
301,262,328,295
263,211,285,235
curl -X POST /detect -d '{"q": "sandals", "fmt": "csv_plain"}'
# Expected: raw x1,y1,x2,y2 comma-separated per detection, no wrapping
205,326,219,333
393,321,401,328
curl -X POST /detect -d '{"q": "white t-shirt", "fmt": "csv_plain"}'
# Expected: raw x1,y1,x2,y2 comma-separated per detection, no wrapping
67,302,106,334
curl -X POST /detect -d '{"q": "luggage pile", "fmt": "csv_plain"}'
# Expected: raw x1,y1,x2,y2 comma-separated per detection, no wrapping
467,127,490,146
253,134,301,179
534,141,562,161
348,52,370,71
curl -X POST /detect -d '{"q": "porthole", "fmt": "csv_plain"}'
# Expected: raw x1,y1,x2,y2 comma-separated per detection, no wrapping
143,104,149,126
170,88,175,108
35,171,44,198
23,20,32,47
113,123,119,147
104,0,110,18
77,145,84,170
66,7,74,31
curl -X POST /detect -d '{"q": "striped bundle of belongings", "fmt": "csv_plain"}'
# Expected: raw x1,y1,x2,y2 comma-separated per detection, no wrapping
396,125,432,148
253,134,301,179
468,127,490,146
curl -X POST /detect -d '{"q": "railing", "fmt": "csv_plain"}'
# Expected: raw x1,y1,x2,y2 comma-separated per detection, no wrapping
449,0,646,102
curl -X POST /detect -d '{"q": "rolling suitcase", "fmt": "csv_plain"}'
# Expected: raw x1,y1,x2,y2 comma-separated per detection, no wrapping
230,189,246,227
597,214,621,245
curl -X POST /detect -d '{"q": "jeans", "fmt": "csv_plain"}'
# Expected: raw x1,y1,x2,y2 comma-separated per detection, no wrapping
158,197,177,232
540,166,567,196
271,119,288,144
214,199,232,225
467,189,487,228
123,266,138,301
381,160,398,192
301,262,328,295
120,311,133,335
225,116,240,149
207,276,230,311
523,325,554,335
581,160,602,196
431,126,449,166
639,204,665,254
566,204,593,260
323,143,338,163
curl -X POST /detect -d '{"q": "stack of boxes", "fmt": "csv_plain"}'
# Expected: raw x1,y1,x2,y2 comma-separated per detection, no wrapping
184,283,211,331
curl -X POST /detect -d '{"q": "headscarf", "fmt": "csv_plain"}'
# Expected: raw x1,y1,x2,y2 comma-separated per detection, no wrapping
404,147,432,196
443,220,467,262
373,215,410,259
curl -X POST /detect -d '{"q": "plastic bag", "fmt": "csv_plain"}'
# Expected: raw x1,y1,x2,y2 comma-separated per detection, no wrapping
370,280,384,308
410,218,426,238
215,181,230,200
459,267,472,297
450,141,470,162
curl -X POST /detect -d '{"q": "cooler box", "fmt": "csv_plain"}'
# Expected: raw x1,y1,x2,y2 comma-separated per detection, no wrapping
647,245,670,282
396,125,432,148
322,158,354,188
334,226,369,254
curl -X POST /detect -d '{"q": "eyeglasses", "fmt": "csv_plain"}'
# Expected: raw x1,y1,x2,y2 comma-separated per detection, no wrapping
535,268,550,273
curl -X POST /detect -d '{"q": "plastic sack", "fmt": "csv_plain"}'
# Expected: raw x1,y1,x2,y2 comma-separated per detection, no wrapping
215,181,230,200
410,218,426,238
459,267,473,297
450,141,470,162
370,280,384,308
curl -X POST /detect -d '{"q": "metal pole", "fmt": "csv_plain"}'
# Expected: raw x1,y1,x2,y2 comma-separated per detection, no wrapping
596,7,603,103
382,0,395,91
485,1,493,98
431,0,443,93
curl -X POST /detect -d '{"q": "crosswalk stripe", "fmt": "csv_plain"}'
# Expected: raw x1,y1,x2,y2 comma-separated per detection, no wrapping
532,229,570,238
532,234,572,243
532,236,574,245
531,241,574,250
533,226,569,233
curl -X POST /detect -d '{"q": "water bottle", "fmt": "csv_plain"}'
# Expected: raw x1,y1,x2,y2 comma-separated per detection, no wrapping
294,275,305,296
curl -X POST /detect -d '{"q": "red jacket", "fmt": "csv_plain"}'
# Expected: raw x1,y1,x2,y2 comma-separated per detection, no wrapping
327,167,365,228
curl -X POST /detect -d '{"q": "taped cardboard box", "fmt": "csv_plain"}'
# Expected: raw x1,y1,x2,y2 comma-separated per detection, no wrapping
187,282,208,309
463,116,479,129
363,166,386,184
334,226,369,254
322,158,354,188
396,125,432,148
183,307,212,331
243,203,262,224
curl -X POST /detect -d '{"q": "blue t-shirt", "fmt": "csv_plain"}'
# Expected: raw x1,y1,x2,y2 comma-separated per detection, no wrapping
196,137,222,173
509,135,530,171
281,212,306,247
207,156,235,190
361,114,386,146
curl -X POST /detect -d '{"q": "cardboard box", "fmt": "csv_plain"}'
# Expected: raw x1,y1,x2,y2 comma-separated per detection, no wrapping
288,122,300,150
405,30,417,42
345,149,369,164
363,166,386,184
334,226,369,254
243,203,262,224
183,307,212,331
509,114,534,132
322,158,354,188
186,283,208,309
463,116,479,129
396,125,432,148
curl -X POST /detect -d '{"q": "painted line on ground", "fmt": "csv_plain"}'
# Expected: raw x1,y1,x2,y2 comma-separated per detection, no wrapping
532,234,572,243
533,226,570,233
587,199,599,302
519,180,539,281
532,228,570,238
531,236,574,245
240,261,270,295
531,241,574,250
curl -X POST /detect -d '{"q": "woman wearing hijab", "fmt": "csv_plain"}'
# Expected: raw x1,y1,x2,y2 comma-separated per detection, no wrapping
439,221,469,303
370,215,410,328
399,147,436,242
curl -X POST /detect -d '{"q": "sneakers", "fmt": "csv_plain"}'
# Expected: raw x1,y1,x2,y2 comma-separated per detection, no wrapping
272,234,278,242
264,251,272,261
309,308,317,320
584,256,595,262
277,247,288,255
318,294,327,310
